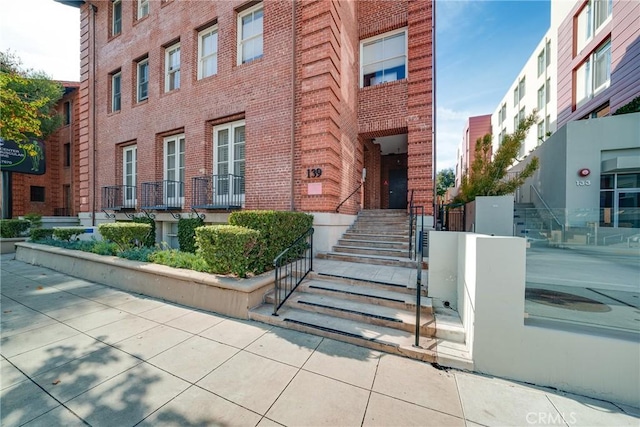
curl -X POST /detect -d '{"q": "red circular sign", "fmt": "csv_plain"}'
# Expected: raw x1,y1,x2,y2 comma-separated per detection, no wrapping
579,168,590,177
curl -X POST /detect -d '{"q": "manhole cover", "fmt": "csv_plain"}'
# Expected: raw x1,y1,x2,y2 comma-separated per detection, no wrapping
525,288,611,312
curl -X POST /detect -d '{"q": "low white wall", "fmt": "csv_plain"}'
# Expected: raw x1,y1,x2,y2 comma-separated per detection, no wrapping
473,195,514,236
429,231,640,407
311,212,356,255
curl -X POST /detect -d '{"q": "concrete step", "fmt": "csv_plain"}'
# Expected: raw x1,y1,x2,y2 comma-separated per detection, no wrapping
249,305,437,363
333,245,410,258
317,252,425,269
357,209,407,217
348,227,411,235
338,239,409,250
356,217,409,224
307,271,419,295
265,292,436,335
298,278,432,314
342,232,408,242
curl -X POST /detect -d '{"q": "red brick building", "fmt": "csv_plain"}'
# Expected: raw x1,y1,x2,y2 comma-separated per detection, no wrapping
7,83,80,218
59,0,433,248
455,114,492,189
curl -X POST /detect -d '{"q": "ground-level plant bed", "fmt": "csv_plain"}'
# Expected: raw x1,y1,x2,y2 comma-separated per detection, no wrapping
14,242,275,319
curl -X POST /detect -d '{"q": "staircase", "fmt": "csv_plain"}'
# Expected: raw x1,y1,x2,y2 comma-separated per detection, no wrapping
514,202,549,243
248,209,470,368
316,209,420,268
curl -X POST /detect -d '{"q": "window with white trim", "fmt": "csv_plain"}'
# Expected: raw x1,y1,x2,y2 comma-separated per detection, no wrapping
137,58,149,102
537,121,545,142
214,120,245,202
237,3,263,65
123,145,137,208
138,0,149,20
545,78,551,104
165,42,180,92
500,103,506,124
164,134,185,206
111,71,121,112
577,0,612,52
576,39,611,107
537,85,545,111
518,77,526,100
537,50,545,77
361,28,407,88
198,25,218,79
112,0,122,36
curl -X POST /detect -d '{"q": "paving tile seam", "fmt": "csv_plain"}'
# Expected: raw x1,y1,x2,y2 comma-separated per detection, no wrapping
239,333,325,372
188,383,267,421
2,356,91,427
544,393,572,427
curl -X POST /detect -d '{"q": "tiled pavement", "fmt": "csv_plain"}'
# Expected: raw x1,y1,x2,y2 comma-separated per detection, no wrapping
1,254,639,427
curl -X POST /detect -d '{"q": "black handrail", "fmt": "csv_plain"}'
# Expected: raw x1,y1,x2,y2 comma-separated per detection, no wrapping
336,183,363,213
414,230,424,348
272,227,314,315
409,190,414,257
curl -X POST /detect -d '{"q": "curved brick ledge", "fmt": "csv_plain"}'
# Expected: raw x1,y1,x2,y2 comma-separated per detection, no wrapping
15,242,275,319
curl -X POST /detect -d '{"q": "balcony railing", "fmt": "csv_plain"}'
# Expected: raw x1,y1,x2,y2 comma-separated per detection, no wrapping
191,174,244,210
101,185,137,211
141,180,184,210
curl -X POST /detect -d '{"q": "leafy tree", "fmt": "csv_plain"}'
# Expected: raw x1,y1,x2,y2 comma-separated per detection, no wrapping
436,168,455,197
0,50,63,147
455,112,539,204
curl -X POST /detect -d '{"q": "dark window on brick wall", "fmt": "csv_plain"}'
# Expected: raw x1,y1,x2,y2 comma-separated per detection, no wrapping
64,143,71,167
64,101,71,125
30,186,45,202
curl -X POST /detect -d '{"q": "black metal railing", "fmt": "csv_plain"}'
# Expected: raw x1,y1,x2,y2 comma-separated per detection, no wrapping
336,183,362,213
443,202,466,231
101,185,137,210
408,190,425,260
414,229,424,348
141,180,184,210
191,174,244,210
273,227,314,316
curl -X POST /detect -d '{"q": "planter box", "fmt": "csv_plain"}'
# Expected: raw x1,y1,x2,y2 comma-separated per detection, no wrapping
1,237,29,254
15,242,275,319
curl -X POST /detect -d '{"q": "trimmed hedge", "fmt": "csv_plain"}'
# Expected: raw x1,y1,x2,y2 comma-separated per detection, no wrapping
149,249,209,272
178,217,204,253
53,227,86,242
131,216,156,247
99,223,152,251
195,225,260,277
229,210,313,272
31,228,54,241
0,219,30,238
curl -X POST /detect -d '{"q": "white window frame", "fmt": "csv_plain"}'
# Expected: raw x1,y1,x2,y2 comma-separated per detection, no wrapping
518,77,526,101
360,27,408,88
198,25,219,79
163,134,185,207
137,58,149,102
577,0,612,53
237,2,264,65
111,72,121,112
537,50,545,77
576,39,611,107
123,145,137,208
165,42,181,92
112,0,122,35
138,0,149,20
213,120,246,204
537,85,545,111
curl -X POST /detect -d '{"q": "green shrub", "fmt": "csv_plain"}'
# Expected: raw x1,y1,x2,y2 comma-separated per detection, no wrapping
53,227,86,242
99,223,152,251
131,216,156,247
90,240,118,256
178,217,204,253
195,225,260,277
119,246,157,262
0,219,30,238
229,210,313,272
30,228,54,241
24,213,43,229
149,249,209,272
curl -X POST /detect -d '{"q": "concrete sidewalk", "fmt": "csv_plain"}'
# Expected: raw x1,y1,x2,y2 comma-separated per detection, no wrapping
1,255,638,427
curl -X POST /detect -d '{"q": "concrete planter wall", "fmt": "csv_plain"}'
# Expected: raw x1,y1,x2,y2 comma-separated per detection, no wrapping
1,237,29,254
15,242,275,319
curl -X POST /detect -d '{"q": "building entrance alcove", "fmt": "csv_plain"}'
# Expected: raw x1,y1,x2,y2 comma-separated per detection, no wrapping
363,133,409,210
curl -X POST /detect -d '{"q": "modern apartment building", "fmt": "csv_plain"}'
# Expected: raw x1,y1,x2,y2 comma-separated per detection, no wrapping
454,114,491,189
58,0,434,248
5,83,80,218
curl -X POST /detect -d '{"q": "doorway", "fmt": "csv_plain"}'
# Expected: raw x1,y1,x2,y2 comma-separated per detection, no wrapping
388,169,407,209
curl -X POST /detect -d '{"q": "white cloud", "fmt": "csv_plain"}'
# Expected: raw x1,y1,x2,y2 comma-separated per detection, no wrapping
0,0,80,81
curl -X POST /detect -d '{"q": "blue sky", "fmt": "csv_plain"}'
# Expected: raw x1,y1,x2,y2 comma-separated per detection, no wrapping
436,0,550,171
0,0,550,174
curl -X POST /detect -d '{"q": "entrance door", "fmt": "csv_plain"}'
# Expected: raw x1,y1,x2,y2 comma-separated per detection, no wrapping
388,169,407,209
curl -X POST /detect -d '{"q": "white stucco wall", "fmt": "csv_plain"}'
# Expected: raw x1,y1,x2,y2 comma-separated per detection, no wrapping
311,212,356,255
473,196,514,236
428,231,640,407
